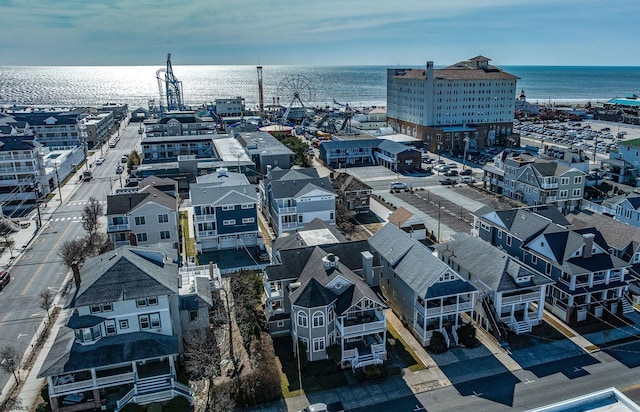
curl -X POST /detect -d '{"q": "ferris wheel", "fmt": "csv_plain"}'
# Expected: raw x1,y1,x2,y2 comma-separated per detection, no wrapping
277,75,315,123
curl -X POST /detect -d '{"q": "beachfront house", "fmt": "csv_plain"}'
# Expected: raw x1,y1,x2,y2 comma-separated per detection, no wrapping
368,224,477,347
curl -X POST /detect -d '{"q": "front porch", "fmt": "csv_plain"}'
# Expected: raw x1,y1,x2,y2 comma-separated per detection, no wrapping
341,334,387,370
413,291,475,347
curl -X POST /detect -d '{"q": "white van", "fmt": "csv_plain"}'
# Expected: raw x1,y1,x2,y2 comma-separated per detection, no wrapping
389,181,407,190
460,176,475,184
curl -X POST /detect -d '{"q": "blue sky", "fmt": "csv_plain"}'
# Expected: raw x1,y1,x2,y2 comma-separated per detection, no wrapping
2,0,638,66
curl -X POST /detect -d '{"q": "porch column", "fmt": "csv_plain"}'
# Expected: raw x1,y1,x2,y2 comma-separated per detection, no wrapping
169,355,176,377
586,293,592,304
91,368,97,386
495,294,502,314
570,276,576,290
618,287,624,298
605,270,611,284
568,295,574,306
588,273,594,288
537,286,546,320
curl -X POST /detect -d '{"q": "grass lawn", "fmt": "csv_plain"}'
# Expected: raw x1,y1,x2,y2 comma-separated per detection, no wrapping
386,320,425,371
179,211,196,258
507,321,566,350
273,337,347,397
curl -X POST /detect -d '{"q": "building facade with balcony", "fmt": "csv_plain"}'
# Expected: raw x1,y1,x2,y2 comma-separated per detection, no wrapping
387,56,518,153
436,234,553,337
143,112,217,138
318,139,421,173
368,224,477,347
264,238,388,368
260,168,336,237
38,247,200,412
8,108,87,149
612,193,640,228
483,150,586,213
190,169,259,252
331,172,372,215
473,206,632,324
106,186,179,248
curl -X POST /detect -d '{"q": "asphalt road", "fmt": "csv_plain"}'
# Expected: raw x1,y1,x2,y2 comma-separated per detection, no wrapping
0,120,141,392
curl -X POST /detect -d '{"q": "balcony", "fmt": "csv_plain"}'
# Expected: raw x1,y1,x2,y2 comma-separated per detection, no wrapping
197,230,218,239
264,288,284,300
280,222,299,231
336,313,386,337
416,300,473,317
502,292,540,305
51,371,135,396
540,182,558,189
546,196,557,202
107,223,130,232
194,213,215,222
277,206,297,214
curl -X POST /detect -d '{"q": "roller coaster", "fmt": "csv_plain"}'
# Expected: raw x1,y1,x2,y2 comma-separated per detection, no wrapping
155,53,184,112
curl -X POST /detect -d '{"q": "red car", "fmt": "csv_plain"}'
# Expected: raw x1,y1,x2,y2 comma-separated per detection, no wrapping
0,271,10,290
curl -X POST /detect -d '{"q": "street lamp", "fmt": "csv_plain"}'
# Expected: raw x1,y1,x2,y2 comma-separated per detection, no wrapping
31,176,42,231
77,121,89,170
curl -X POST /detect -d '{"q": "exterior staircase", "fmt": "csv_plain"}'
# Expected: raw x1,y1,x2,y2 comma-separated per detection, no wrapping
622,293,635,314
509,316,532,334
481,296,509,343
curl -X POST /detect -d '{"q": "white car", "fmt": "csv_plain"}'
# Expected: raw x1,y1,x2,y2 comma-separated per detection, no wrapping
389,181,407,190
460,176,476,184
95,157,105,165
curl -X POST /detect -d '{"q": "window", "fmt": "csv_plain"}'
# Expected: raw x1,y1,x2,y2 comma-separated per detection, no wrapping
313,337,326,352
189,310,199,322
277,320,285,327
160,230,171,240
330,212,334,220
102,303,113,312
242,217,255,224
134,216,146,225
545,262,551,275
90,304,102,314
497,230,502,239
560,177,569,185
299,337,309,350
136,296,157,307
136,233,148,242
137,297,148,307
312,312,325,328
298,215,303,223
241,204,254,209
139,313,161,330
139,315,150,329
572,188,582,197
480,222,490,231
559,190,568,198
574,176,583,184
119,320,129,329
506,235,512,246
531,254,537,264
158,214,169,223
105,319,116,336
147,296,158,305
90,303,112,313
221,205,234,211
223,219,236,226
297,311,308,328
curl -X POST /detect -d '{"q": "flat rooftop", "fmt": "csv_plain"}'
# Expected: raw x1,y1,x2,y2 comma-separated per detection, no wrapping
527,388,640,412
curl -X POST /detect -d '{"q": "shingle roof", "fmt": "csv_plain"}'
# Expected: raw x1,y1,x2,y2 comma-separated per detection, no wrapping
69,247,178,308
106,187,176,215
272,218,347,251
38,329,178,377
290,278,337,308
567,212,640,255
190,183,257,206
369,224,456,298
268,175,334,199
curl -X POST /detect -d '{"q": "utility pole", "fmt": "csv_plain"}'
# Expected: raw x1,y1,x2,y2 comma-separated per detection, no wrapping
437,199,441,243
54,162,62,204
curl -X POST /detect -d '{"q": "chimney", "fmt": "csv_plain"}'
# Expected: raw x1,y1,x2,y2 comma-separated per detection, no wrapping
361,251,376,287
583,233,595,258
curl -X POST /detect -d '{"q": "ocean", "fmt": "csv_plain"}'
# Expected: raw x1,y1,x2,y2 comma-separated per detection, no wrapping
0,65,639,110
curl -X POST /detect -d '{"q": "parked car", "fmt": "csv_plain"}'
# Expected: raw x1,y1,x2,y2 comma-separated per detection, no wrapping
95,157,105,165
444,169,459,177
299,402,345,412
116,165,124,174
109,141,117,148
256,244,269,262
439,178,457,185
460,176,476,184
121,155,128,163
0,271,10,290
460,168,472,176
389,181,407,190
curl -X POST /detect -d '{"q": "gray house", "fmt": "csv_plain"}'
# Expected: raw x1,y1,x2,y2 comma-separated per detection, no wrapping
368,224,477,347
260,168,336,236
436,234,553,337
613,193,640,228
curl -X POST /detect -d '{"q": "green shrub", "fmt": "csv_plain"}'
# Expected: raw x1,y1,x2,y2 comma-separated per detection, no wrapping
354,364,386,381
325,344,342,364
166,396,191,411
428,331,448,354
457,323,481,348
35,402,51,412
147,402,162,412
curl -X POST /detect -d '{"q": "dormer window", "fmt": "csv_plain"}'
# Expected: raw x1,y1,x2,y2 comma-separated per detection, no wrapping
90,302,113,313
74,325,102,344
136,296,158,307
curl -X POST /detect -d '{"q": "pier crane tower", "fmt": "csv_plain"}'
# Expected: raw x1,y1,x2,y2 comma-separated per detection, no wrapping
155,53,184,112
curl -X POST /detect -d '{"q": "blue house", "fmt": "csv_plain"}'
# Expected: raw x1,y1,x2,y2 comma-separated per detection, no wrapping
190,168,259,252
614,193,640,228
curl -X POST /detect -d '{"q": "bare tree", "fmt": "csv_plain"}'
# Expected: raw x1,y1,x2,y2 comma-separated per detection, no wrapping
184,328,222,412
59,238,88,287
82,196,103,237
0,345,21,384
39,289,54,322
0,221,15,259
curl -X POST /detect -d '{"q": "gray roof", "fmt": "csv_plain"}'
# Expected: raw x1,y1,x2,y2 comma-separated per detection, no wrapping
142,134,213,144
69,247,178,308
436,234,553,293
106,187,177,215
267,169,334,199
190,183,257,206
568,212,640,252
272,218,347,251
39,329,178,377
369,224,459,297
195,169,249,186
478,207,556,241
239,131,295,156
377,139,420,155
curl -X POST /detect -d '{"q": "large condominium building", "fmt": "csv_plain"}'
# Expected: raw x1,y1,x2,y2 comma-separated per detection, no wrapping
387,56,519,154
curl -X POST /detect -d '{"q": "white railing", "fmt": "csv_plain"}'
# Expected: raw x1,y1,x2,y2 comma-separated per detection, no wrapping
108,223,130,231
173,381,193,396
96,372,135,386
546,196,557,202
52,379,94,394
280,222,298,230
197,230,218,238
133,390,174,405
501,292,540,304
194,214,216,221
265,289,283,300
425,301,473,317
451,327,459,345
337,319,386,336
277,206,297,214
371,343,386,354
441,328,450,347
540,182,558,189
342,348,358,361
116,387,136,410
